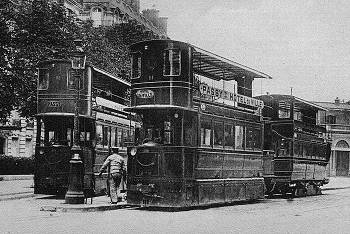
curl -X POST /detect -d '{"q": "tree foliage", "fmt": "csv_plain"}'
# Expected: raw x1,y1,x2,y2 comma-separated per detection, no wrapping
0,0,77,121
0,0,159,122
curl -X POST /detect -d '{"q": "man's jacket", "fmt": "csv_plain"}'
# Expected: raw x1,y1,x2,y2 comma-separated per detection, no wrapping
99,153,125,175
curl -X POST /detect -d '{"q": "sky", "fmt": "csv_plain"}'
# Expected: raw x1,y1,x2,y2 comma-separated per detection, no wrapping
140,0,350,102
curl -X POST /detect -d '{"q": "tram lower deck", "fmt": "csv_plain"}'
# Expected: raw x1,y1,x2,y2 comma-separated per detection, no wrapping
127,145,265,207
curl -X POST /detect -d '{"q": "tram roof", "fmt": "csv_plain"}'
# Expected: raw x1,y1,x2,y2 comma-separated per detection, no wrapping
92,67,130,87
191,46,272,81
37,59,131,87
257,94,328,111
130,40,272,81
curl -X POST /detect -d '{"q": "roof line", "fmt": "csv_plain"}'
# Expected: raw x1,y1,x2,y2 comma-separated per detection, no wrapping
294,96,328,111
92,67,131,87
192,45,272,79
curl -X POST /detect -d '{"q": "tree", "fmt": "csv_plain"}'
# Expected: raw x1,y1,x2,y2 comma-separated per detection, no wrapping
0,0,21,121
0,0,162,122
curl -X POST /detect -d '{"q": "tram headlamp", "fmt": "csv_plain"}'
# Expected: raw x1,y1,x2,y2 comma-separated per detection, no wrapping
130,147,137,156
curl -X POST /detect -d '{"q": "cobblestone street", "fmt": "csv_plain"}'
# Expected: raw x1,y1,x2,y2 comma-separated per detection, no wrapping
1,177,350,234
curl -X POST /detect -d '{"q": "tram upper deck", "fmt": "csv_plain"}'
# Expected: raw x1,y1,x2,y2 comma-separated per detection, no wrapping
128,40,271,114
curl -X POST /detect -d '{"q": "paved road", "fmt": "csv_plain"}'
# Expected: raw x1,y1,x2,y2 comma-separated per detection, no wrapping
2,187,350,234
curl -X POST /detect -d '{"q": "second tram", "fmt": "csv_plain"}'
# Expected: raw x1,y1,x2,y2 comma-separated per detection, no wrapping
126,40,272,207
35,60,135,196
257,94,331,197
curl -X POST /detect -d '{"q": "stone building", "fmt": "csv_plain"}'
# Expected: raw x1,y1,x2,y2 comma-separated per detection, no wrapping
58,0,168,37
316,97,350,177
0,112,36,158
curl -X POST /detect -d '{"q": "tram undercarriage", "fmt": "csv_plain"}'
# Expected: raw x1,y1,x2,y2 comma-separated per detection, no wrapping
127,178,265,208
264,177,325,198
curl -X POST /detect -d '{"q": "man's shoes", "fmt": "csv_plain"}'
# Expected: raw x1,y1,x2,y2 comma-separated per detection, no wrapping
110,201,118,204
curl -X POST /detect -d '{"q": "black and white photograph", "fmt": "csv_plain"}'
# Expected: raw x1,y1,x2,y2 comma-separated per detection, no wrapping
1,0,350,233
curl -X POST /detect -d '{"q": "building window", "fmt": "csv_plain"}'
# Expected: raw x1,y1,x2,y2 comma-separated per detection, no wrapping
91,7,103,26
11,137,20,157
336,140,349,148
163,49,181,76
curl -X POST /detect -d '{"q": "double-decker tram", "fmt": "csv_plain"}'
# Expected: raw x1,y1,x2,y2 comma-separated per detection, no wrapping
35,60,135,196
126,40,272,207
257,95,331,197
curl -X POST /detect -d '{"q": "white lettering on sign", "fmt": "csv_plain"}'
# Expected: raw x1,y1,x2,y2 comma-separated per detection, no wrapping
48,101,61,107
136,89,154,99
199,83,264,108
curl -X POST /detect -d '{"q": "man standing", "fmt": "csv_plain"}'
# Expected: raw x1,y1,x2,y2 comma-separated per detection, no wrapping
99,147,125,204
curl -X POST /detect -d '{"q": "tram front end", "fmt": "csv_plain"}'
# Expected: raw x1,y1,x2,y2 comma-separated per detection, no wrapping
127,143,193,207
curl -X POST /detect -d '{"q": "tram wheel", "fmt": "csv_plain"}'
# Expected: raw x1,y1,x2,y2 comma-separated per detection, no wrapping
294,187,307,197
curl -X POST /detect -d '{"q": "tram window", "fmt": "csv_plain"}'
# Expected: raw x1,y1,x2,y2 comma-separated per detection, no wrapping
246,127,261,151
294,111,302,121
214,122,224,147
121,129,128,147
184,116,196,146
117,128,122,147
294,142,300,156
246,127,254,150
68,70,84,90
102,126,110,148
111,127,116,147
79,131,91,142
67,128,72,146
96,125,103,147
164,121,172,144
235,125,244,150
131,53,141,79
200,120,212,147
305,143,311,158
38,68,49,90
278,101,290,119
224,124,234,148
163,49,181,76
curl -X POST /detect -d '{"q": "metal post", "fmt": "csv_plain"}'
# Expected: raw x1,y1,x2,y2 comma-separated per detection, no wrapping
65,40,86,204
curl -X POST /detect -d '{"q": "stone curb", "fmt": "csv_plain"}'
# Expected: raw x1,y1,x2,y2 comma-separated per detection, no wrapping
0,175,34,181
323,186,350,191
40,203,138,213
0,193,37,201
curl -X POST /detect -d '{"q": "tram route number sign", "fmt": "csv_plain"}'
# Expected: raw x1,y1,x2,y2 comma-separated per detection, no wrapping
136,89,154,99
47,100,62,107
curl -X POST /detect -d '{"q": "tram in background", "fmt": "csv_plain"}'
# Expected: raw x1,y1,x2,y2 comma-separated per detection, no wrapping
126,39,272,207
34,60,135,196
257,94,331,197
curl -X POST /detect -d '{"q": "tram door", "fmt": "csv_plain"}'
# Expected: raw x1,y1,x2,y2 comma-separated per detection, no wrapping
336,151,349,176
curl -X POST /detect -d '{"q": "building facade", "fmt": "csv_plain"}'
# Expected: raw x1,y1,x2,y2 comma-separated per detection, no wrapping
316,98,350,177
0,112,36,158
58,0,167,37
